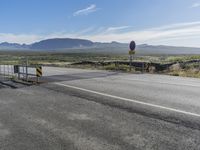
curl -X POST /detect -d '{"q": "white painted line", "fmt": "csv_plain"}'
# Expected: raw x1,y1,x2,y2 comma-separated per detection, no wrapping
55,83,200,118
124,78,200,88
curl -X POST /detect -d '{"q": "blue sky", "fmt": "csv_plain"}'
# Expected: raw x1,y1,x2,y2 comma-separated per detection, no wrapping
0,0,200,47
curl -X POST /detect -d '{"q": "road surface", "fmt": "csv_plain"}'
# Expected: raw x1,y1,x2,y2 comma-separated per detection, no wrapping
0,67,200,150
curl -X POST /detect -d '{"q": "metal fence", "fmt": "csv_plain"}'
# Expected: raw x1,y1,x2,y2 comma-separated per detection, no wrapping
0,65,15,79
0,64,42,83
18,65,42,82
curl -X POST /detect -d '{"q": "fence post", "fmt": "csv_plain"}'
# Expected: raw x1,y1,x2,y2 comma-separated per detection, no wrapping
25,58,29,81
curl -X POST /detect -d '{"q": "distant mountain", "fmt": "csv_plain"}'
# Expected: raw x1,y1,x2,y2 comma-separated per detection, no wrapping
0,38,200,55
0,42,28,49
30,38,94,50
137,44,200,55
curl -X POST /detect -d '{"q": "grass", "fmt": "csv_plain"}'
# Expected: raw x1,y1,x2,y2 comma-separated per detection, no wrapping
103,64,131,72
168,62,200,78
0,51,200,78
0,51,129,65
166,55,200,63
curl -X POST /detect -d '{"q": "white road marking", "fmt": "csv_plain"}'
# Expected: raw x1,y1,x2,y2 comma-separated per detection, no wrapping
124,78,200,88
55,83,200,118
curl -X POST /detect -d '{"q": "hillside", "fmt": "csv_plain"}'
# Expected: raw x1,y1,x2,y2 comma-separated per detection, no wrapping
0,38,200,55
30,38,94,50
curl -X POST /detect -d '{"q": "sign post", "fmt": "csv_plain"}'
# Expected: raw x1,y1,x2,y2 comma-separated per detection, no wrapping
129,41,136,71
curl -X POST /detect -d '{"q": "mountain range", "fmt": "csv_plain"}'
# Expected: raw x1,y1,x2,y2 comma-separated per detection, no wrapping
0,38,200,55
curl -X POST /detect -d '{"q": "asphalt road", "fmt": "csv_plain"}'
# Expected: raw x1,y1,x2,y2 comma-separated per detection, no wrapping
0,67,200,150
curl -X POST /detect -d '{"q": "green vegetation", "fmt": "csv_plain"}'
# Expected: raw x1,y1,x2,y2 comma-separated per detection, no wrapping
0,51,200,78
0,51,128,65
169,63,200,78
103,64,131,71
166,55,200,62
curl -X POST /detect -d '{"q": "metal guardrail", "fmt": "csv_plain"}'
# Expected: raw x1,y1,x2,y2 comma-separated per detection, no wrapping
0,64,42,83
0,65,15,80
17,65,43,82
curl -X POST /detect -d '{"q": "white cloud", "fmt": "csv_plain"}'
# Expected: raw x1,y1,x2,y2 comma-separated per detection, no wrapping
76,27,95,35
1,22,200,47
106,26,131,32
79,22,200,47
150,21,200,30
73,4,98,16
191,2,200,8
0,33,42,44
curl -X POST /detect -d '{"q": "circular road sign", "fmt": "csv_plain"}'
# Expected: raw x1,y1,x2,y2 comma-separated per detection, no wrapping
129,41,136,51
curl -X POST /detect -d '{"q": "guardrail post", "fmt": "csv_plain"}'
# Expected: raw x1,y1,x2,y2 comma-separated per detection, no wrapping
25,58,28,81
36,66,42,83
